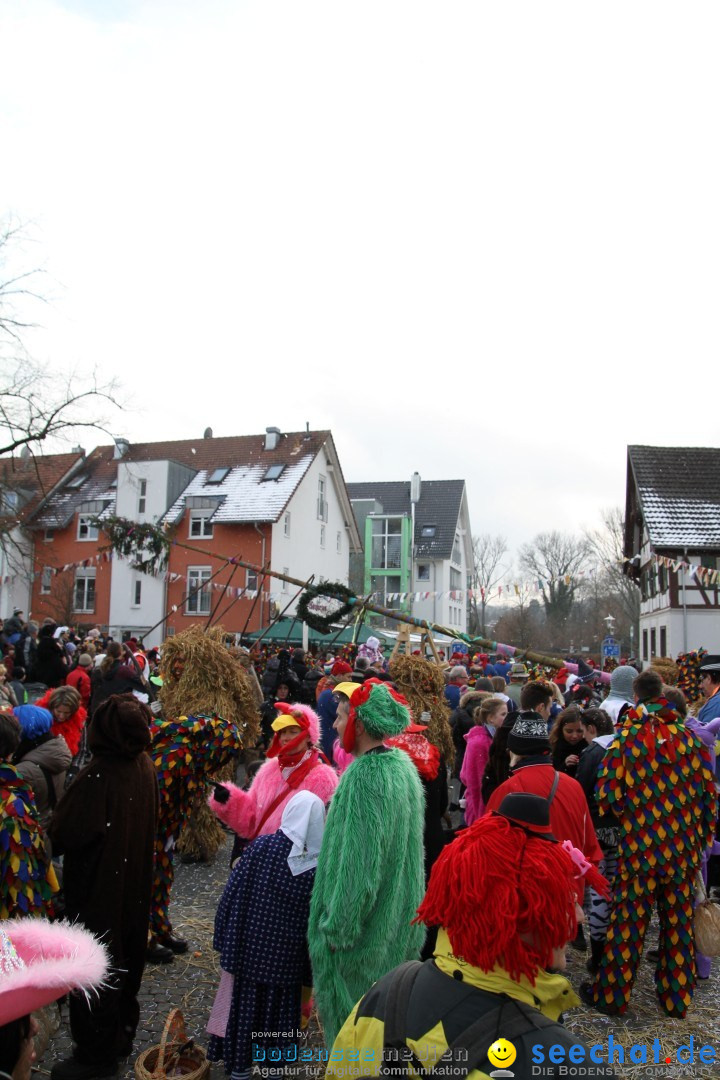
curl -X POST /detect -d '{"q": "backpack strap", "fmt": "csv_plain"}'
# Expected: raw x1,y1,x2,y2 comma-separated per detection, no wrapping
39,765,57,810
548,769,560,805
379,961,425,1077
451,995,559,1074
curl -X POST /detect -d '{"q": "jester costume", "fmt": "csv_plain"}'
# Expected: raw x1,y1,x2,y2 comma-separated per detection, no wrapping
0,762,57,918
590,697,717,1017
149,713,240,939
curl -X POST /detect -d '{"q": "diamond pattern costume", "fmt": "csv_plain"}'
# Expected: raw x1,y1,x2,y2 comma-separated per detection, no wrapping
0,762,56,919
150,713,240,937
591,698,717,1016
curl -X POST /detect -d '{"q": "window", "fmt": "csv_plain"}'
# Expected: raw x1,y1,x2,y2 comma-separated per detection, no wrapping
246,568,258,592
650,627,657,657
138,479,147,515
74,569,96,613
186,567,212,614
336,531,342,554
452,534,461,564
450,567,462,590
420,524,436,538
284,513,291,538
320,525,326,548
206,467,230,485
371,517,403,569
263,464,285,482
132,579,142,607
642,629,648,661
77,515,98,541
41,567,52,594
66,474,86,489
317,476,328,521
189,511,214,538
660,625,667,656
282,568,289,593
370,574,402,608
0,490,18,513
43,528,55,542
417,564,430,581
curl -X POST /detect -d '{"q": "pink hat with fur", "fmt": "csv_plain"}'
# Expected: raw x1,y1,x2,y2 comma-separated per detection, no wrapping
0,919,109,1026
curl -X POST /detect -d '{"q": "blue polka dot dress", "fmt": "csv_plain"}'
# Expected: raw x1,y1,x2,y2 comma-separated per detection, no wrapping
208,831,315,1075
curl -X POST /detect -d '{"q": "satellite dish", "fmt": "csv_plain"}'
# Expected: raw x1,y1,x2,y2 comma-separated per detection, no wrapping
203,427,213,439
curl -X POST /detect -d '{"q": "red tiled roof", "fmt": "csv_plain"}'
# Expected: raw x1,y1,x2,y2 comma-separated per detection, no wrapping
0,451,85,521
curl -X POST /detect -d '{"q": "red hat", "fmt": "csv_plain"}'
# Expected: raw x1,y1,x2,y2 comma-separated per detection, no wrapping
331,660,352,676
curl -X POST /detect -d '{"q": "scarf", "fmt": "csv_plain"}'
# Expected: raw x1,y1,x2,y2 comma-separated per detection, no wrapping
280,790,325,875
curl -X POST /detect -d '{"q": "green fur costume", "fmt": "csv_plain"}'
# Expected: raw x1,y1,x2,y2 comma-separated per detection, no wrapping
308,746,426,1046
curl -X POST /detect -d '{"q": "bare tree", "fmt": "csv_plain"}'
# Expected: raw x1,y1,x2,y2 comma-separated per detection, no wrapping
469,533,510,635
519,531,591,639
494,580,543,650
42,572,77,627
584,506,641,652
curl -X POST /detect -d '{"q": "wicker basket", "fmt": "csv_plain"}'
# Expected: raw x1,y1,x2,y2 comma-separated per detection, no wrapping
134,1008,210,1080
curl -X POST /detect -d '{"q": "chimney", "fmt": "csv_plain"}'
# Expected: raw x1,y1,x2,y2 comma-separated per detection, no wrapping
410,471,421,504
264,426,281,451
71,445,86,456
114,438,130,459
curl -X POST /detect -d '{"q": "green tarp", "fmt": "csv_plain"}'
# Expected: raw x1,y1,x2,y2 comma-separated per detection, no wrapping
246,617,387,646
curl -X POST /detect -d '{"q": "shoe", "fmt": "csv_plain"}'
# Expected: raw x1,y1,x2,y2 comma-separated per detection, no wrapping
180,851,210,864
579,981,623,1016
51,1056,118,1079
146,940,174,964
586,938,604,975
156,932,188,954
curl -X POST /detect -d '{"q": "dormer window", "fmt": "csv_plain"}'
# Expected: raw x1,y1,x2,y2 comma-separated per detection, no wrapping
420,524,436,538
206,467,230,485
263,464,285,481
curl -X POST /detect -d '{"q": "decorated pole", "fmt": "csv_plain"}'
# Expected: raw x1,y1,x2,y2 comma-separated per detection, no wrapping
97,517,610,681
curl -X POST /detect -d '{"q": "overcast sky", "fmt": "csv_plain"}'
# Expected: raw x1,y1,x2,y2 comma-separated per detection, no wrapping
2,1,719,560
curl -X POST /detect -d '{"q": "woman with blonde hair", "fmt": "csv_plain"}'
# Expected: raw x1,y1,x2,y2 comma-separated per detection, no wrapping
460,696,508,824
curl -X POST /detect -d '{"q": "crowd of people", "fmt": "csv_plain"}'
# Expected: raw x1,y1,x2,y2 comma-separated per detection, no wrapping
1,611,719,1080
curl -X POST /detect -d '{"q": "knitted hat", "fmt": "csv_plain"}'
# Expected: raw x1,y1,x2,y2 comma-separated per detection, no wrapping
0,919,109,1026
507,714,551,756
331,660,352,676
13,705,53,739
78,652,93,668
605,664,636,703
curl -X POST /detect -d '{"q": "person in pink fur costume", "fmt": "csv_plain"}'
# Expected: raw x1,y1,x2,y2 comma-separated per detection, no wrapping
209,701,338,842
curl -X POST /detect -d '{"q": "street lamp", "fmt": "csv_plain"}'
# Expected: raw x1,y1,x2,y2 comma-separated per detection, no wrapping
604,614,616,635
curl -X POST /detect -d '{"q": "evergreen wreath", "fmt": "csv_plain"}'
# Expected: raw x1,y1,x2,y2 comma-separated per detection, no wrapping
94,514,172,575
296,580,355,633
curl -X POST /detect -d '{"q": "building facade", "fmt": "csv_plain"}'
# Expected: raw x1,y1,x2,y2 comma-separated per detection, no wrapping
625,444,720,660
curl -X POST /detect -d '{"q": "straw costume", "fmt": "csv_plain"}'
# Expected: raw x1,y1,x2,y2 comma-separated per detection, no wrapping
158,625,258,862
308,681,425,1047
588,695,717,1017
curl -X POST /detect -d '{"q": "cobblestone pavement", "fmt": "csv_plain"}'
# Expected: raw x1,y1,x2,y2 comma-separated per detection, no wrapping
38,852,233,1079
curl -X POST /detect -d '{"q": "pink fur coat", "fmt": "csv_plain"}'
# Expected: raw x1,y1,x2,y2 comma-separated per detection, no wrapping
208,754,338,839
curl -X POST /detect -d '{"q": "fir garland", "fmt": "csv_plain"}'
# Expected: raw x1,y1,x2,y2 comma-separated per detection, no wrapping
94,514,172,574
296,580,355,633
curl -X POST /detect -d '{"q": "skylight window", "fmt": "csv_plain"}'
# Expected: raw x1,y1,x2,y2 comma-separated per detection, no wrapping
206,467,230,485
66,474,87,489
263,464,285,481
420,524,436,538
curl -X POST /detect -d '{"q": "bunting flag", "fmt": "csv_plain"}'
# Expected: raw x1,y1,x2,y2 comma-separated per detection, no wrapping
623,552,720,586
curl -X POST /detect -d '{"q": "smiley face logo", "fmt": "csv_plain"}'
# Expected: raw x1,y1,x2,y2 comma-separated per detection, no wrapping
487,1039,517,1070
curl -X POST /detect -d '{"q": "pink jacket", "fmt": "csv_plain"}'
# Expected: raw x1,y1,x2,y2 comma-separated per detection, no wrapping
460,725,493,825
208,754,339,839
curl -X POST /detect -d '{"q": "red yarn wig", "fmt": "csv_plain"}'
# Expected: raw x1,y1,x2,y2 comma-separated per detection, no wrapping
415,815,578,983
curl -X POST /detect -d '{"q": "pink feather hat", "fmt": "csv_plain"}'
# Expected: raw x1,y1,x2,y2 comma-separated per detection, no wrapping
0,919,110,1026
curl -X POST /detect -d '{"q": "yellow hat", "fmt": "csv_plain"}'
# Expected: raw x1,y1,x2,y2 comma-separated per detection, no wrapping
271,714,305,732
333,681,361,700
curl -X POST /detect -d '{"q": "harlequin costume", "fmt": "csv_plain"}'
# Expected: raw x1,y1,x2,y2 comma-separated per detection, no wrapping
308,681,426,1047
0,762,57,919
587,697,717,1017
149,712,241,943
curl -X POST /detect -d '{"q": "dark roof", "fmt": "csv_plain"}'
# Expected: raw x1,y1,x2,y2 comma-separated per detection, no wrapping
29,431,331,528
627,445,720,549
0,451,85,522
346,479,466,559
